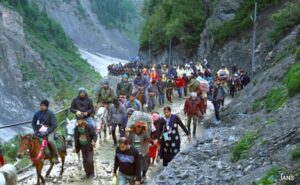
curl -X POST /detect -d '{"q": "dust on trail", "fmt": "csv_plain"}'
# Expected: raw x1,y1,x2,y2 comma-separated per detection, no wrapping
18,94,226,185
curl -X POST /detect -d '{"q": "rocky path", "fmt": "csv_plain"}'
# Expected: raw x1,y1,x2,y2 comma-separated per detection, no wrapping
18,96,224,185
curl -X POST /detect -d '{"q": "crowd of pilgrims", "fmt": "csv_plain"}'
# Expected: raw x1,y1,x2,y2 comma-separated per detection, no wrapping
23,60,251,185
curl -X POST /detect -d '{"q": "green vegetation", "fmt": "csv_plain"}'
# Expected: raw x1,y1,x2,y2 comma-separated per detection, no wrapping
139,0,207,54
263,87,288,112
285,48,300,96
269,0,300,43
91,0,143,41
291,145,300,160
232,131,258,161
252,98,263,112
273,42,297,64
0,0,100,105
263,118,275,126
212,0,281,44
258,167,281,185
253,87,288,113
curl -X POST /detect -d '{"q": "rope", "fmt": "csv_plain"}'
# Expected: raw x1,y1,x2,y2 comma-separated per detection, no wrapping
0,107,70,130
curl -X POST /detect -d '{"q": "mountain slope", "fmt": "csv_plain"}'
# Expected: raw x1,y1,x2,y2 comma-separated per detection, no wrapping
145,0,300,184
0,1,100,139
31,0,143,59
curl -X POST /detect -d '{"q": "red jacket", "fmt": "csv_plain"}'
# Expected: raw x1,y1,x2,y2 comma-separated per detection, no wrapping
0,154,4,166
184,98,205,117
175,77,185,88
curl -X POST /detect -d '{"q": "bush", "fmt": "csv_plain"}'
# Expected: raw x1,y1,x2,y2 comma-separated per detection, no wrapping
258,167,281,185
212,0,281,44
269,1,300,43
2,136,21,163
252,98,263,112
232,131,258,161
291,145,300,161
286,48,300,96
263,87,288,112
252,87,288,113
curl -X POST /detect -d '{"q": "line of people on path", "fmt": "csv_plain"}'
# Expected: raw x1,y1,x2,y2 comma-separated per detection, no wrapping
25,60,250,185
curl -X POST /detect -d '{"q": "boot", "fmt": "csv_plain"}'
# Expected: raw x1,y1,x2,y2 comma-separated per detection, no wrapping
48,142,60,164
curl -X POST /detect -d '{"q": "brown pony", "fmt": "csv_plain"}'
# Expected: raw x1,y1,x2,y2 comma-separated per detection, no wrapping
17,134,66,185
135,87,145,111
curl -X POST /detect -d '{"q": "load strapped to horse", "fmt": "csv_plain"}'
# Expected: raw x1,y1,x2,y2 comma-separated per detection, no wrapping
217,67,230,82
126,111,155,134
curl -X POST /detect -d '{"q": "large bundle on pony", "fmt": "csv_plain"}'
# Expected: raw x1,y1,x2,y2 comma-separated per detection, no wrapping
217,68,230,82
196,76,210,93
196,76,209,114
126,111,155,133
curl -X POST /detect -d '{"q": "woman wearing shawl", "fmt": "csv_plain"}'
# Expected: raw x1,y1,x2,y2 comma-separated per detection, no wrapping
157,107,191,166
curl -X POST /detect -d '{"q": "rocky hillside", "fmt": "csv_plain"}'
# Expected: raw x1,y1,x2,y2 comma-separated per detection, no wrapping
0,1,100,139
31,0,143,59
147,0,300,184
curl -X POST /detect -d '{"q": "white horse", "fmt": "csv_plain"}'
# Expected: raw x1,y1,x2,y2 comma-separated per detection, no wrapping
0,164,17,185
65,118,77,148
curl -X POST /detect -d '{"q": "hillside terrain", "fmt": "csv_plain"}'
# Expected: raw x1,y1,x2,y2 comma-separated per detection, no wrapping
140,0,300,184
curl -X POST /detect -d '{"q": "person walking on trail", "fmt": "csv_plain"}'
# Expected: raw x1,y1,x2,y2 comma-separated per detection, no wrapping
108,99,127,147
127,121,150,183
95,101,109,143
126,94,142,111
0,144,5,166
210,79,226,125
175,75,185,98
189,74,200,93
156,77,166,106
116,74,133,99
165,78,174,103
241,71,250,89
184,92,205,137
74,116,97,179
133,72,150,107
113,137,142,185
70,88,95,128
32,100,59,164
157,107,191,166
96,81,115,106
148,80,158,112
149,112,162,165
182,73,189,97
229,75,237,98
122,108,135,132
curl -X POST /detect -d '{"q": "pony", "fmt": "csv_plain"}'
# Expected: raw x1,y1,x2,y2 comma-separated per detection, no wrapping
66,118,77,148
0,164,17,185
135,87,145,111
17,134,66,185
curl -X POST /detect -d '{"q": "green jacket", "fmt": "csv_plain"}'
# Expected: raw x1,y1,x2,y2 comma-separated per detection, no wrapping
116,82,133,97
96,87,115,103
189,79,200,92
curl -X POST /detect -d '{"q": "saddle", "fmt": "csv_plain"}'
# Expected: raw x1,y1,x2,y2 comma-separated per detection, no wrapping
36,135,65,158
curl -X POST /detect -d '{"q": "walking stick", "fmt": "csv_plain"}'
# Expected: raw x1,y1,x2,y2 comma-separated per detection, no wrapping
78,152,82,171
93,146,98,178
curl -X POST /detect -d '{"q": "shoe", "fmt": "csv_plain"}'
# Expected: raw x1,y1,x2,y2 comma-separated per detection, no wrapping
142,176,147,183
215,120,221,125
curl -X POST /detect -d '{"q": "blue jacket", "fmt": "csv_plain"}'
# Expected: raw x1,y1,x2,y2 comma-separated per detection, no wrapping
134,76,149,88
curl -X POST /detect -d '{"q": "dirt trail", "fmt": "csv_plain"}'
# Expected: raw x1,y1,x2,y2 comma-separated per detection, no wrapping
18,95,226,185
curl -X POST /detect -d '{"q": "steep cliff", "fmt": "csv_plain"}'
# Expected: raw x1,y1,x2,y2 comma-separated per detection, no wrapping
0,2,100,140
31,0,143,59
